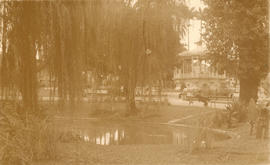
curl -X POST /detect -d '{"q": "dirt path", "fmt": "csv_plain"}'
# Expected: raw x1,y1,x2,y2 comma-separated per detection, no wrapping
167,111,215,124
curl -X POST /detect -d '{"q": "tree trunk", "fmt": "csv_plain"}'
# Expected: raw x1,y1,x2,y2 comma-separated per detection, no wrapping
238,45,260,104
0,3,7,101
19,42,38,112
239,77,259,103
149,82,152,103
126,68,137,115
127,88,136,114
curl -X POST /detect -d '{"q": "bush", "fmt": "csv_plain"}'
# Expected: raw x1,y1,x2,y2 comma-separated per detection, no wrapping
0,102,57,165
138,102,161,118
210,101,248,129
226,101,247,123
185,116,213,153
211,111,228,128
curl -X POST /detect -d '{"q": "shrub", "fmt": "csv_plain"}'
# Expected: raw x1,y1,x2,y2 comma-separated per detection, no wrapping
210,101,248,129
139,102,161,118
226,101,247,124
211,111,227,128
185,116,213,153
0,102,57,165
185,128,213,154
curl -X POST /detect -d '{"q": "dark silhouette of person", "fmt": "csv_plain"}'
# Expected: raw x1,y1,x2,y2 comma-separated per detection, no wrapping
256,102,270,139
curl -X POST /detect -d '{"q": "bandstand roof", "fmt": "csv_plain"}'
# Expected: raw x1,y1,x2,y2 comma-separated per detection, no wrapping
178,47,206,57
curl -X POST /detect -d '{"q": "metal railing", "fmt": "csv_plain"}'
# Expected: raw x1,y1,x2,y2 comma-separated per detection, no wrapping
174,73,226,80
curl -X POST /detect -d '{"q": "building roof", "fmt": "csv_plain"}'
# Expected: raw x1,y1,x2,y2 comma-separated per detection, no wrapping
178,47,206,57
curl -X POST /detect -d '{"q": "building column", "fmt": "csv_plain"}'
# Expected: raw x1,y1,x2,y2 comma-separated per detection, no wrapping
191,56,193,77
183,59,185,77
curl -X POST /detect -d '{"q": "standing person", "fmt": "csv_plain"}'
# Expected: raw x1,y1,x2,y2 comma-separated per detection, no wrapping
247,99,258,135
187,91,193,105
256,102,270,139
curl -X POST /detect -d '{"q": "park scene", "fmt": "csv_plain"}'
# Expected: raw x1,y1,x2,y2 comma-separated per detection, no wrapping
0,0,270,165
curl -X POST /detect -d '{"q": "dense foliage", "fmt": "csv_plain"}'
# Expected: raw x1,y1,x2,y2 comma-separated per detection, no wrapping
0,102,57,164
0,1,191,113
202,0,269,103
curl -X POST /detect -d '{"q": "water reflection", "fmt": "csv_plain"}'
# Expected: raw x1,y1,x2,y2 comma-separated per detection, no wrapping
173,132,188,145
75,127,189,145
88,129,126,145
60,123,229,145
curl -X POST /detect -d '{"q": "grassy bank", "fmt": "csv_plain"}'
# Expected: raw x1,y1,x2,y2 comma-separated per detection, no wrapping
33,127,269,165
44,101,215,123
26,103,270,165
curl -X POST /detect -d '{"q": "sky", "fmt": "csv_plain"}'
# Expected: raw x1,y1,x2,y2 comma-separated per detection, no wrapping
182,0,206,51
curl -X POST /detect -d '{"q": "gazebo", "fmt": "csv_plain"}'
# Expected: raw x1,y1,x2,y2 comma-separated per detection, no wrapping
173,47,228,96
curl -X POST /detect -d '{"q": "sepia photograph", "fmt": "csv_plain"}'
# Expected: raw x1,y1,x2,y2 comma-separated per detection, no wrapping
0,0,269,165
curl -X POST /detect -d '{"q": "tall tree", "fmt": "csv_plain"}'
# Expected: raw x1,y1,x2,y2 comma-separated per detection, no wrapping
0,2,46,111
98,0,191,114
202,0,268,103
0,1,191,114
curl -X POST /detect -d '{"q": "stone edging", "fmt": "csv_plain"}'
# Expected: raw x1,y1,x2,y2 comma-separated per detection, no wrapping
166,111,240,139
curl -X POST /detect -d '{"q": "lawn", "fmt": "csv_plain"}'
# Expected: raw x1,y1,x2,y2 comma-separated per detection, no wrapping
44,101,215,123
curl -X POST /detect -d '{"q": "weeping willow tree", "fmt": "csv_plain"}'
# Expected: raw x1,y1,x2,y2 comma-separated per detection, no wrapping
0,2,47,111
0,0,191,114
46,2,85,107
135,0,190,100
99,0,191,114
0,1,99,111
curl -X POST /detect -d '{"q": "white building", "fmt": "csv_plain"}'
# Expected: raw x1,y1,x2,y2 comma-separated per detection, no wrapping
173,0,230,96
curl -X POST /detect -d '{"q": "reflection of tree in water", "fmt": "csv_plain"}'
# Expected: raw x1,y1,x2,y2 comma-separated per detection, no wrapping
92,129,125,145
72,124,223,146
173,131,188,145
77,125,174,145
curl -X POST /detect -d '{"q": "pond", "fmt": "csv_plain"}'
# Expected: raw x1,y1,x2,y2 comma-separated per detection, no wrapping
56,120,230,146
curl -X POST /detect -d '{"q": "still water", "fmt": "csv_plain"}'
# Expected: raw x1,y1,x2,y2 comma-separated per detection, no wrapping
58,121,230,145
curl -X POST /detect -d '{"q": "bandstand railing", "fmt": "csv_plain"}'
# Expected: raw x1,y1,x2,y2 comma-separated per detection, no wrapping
173,72,226,80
